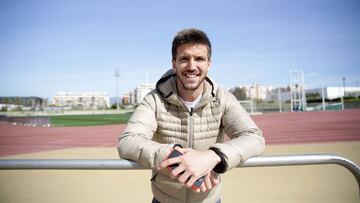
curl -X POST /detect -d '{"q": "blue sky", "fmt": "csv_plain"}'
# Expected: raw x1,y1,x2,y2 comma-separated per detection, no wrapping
0,0,359,98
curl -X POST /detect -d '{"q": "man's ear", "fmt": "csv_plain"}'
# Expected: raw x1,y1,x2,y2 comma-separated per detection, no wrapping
207,60,212,71
172,60,176,71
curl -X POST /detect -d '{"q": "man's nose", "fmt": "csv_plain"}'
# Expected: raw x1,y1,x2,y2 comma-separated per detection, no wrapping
186,58,196,70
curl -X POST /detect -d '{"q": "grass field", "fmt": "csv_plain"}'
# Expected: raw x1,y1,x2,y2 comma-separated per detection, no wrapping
50,113,132,127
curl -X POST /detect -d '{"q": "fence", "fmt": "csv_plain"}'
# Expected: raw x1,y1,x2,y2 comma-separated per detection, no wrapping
0,154,359,195
0,115,50,127
240,100,360,114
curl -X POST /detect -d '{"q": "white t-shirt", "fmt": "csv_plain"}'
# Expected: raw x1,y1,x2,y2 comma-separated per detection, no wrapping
180,94,202,112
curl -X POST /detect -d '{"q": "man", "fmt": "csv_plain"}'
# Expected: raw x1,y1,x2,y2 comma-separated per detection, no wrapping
118,28,265,203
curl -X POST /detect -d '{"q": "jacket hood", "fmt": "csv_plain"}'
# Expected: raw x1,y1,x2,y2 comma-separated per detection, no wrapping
156,69,216,107
155,69,177,98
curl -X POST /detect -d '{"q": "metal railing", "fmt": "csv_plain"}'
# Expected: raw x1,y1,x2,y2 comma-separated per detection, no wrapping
0,154,359,195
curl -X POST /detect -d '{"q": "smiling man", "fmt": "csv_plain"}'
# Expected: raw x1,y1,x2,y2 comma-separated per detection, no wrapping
118,28,265,203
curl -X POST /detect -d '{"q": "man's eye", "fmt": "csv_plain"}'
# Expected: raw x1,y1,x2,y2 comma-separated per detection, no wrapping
195,57,205,61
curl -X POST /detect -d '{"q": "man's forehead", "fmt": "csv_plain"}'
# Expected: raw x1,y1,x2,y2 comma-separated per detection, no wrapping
176,43,208,55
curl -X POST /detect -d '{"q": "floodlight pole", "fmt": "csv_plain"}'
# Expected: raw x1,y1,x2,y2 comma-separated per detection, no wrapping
115,71,120,111
342,77,346,97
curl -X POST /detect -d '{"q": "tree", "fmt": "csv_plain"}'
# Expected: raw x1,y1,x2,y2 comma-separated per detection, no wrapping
230,87,248,100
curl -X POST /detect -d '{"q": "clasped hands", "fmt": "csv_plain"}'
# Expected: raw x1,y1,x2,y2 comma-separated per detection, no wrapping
158,147,221,193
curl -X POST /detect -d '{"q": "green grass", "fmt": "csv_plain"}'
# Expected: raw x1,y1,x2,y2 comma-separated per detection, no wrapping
50,113,132,127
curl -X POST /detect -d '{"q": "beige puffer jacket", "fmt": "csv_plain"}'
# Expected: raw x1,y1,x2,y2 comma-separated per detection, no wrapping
118,69,265,203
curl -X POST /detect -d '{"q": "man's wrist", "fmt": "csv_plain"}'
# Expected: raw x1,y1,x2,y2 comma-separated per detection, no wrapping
208,147,228,173
206,149,221,165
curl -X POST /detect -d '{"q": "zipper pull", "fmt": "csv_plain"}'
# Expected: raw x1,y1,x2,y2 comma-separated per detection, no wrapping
190,108,193,116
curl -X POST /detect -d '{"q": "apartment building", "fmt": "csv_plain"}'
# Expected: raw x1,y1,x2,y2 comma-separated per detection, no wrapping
52,92,110,109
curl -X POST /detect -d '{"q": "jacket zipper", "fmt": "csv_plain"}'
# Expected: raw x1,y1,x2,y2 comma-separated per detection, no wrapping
186,107,194,203
187,107,194,148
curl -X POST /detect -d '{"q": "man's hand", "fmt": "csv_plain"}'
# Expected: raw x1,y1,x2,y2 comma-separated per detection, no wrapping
193,171,220,193
158,147,221,191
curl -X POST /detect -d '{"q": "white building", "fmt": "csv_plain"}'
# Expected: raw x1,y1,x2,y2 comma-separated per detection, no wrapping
133,83,156,104
306,86,360,99
240,83,273,101
52,92,110,109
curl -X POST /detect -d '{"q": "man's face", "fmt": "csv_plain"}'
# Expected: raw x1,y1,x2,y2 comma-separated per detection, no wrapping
172,43,211,92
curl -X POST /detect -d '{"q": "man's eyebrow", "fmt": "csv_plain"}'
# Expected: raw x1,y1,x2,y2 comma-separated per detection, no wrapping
177,53,190,58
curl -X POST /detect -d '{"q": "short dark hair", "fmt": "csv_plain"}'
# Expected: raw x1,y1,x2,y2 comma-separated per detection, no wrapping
172,28,212,61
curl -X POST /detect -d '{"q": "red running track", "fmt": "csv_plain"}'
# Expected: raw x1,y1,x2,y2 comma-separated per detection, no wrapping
0,109,359,157
0,124,126,157
252,109,360,144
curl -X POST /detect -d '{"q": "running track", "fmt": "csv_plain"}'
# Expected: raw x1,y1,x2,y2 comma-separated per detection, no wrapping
0,109,359,157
